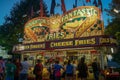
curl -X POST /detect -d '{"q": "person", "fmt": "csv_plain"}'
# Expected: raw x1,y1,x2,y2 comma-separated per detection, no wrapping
5,59,16,80
0,57,5,80
54,60,64,80
65,60,74,80
13,58,21,80
48,59,55,80
61,61,67,80
42,67,50,80
19,57,31,80
33,59,43,80
77,57,88,80
72,60,77,79
91,58,100,80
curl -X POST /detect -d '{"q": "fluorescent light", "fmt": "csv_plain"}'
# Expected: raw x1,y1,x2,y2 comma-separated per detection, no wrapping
111,48,114,53
113,9,119,13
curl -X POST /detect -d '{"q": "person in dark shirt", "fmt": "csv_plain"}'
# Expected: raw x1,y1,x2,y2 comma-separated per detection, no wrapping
13,58,21,80
92,58,100,80
77,57,88,80
33,59,43,80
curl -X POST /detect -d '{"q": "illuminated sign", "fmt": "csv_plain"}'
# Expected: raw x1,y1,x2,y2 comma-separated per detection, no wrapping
13,35,117,52
23,6,103,44
24,43,45,50
61,6,99,23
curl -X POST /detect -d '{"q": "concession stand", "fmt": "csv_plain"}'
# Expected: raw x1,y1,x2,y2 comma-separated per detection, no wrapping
13,6,117,70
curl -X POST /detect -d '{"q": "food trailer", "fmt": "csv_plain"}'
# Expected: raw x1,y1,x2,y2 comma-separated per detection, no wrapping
13,6,117,78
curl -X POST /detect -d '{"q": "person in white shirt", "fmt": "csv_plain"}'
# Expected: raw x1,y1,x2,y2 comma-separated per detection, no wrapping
72,60,77,79
19,57,30,80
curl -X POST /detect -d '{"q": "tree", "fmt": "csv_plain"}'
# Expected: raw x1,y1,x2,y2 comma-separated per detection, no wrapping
0,0,49,52
105,0,120,45
105,0,120,63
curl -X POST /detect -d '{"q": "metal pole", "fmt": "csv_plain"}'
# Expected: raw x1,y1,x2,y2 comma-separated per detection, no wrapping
100,51,104,70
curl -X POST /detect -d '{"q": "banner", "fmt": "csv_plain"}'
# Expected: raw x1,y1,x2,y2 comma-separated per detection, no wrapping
13,35,117,52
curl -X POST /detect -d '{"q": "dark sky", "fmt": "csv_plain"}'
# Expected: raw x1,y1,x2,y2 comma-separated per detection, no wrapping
0,0,20,25
0,0,111,26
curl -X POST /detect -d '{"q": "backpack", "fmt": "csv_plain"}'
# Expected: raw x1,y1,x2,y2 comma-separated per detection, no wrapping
55,70,61,77
54,64,62,77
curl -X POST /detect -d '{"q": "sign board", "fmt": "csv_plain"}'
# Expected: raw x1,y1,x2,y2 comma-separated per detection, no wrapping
13,6,117,52
13,35,117,52
24,6,103,44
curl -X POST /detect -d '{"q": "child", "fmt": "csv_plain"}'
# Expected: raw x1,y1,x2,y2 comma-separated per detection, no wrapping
42,67,50,80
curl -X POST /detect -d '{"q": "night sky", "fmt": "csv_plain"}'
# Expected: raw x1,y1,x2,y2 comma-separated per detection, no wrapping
0,0,111,27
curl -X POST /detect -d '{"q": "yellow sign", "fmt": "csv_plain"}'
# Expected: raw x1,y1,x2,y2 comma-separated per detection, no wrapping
24,43,45,50
24,6,103,44
99,37,117,44
50,41,73,48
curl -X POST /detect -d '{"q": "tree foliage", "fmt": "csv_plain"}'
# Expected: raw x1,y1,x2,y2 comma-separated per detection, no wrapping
105,0,120,63
0,0,49,52
105,0,120,45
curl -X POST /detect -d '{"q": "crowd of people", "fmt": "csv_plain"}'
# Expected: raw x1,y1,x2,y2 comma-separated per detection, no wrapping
0,56,103,80
0,57,31,80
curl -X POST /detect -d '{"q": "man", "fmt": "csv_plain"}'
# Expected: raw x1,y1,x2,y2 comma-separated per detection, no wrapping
19,57,30,80
77,57,88,80
92,58,100,80
65,60,74,80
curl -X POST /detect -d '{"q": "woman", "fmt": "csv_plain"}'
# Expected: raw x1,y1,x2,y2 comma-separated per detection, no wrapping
54,60,64,80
